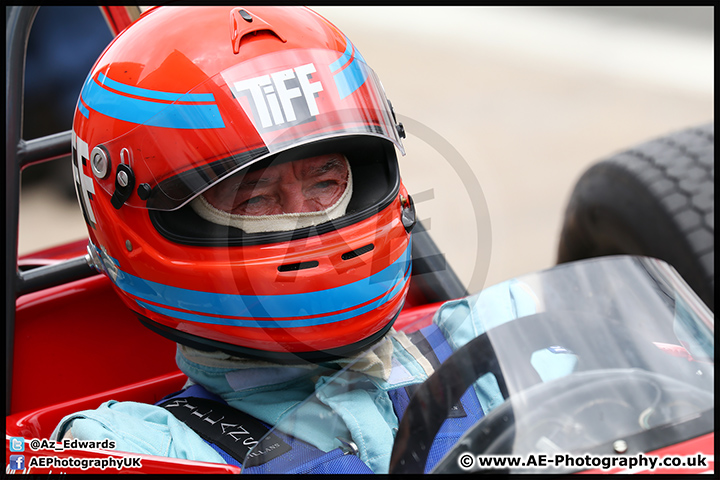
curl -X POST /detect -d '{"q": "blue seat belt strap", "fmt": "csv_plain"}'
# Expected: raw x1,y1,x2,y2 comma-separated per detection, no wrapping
388,323,486,473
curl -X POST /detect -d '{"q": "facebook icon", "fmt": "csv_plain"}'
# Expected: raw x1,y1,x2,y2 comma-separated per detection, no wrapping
9,455,25,471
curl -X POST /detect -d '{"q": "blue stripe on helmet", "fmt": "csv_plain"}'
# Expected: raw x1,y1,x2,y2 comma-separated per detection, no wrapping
97,73,216,103
135,264,410,328
329,36,354,73
77,99,90,119
79,74,225,129
330,36,369,100
112,241,411,326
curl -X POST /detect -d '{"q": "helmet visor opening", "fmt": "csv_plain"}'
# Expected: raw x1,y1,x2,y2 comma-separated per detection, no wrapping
150,136,399,246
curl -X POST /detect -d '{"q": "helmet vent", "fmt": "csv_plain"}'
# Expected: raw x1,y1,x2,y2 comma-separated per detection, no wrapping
278,260,319,272
342,243,375,261
230,8,287,54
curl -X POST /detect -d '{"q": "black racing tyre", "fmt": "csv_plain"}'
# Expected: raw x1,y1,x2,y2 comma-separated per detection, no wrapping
557,123,714,311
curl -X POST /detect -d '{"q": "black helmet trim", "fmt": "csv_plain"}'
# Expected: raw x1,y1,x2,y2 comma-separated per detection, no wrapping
136,311,399,364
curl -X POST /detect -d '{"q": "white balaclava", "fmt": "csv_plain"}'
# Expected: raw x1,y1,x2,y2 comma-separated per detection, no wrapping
191,155,353,233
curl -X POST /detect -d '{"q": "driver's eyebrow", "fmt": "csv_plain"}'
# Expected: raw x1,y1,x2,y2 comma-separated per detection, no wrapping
235,172,277,190
304,157,345,178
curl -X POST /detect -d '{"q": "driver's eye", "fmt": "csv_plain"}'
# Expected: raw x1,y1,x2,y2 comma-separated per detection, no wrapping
313,180,335,189
238,195,274,214
246,196,266,205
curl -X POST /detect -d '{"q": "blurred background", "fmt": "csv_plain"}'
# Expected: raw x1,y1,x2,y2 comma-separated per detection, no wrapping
18,6,714,294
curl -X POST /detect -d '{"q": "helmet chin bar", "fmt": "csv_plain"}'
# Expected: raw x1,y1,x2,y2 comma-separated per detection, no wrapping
136,312,400,364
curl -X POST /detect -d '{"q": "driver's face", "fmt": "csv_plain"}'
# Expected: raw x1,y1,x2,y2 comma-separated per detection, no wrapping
202,153,349,216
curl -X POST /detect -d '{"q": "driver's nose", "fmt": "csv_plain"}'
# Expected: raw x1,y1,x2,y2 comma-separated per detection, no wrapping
278,183,313,213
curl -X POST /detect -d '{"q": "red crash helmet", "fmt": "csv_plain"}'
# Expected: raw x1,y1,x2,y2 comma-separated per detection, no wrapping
72,6,414,362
